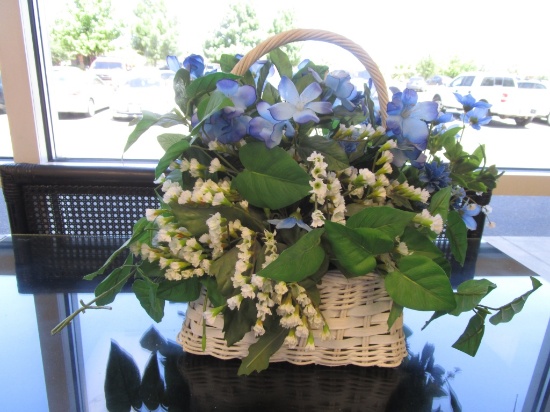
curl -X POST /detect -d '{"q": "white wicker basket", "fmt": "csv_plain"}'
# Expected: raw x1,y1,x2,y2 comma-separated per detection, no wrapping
178,271,407,367
178,29,406,367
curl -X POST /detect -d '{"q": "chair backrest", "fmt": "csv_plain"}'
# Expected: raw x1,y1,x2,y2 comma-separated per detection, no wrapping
0,163,160,237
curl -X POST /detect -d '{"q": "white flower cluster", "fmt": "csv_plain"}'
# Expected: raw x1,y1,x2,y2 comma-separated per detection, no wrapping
216,271,330,350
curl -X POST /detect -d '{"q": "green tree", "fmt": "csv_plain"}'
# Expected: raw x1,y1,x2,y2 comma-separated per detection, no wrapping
268,10,301,66
416,56,437,80
132,0,180,66
391,64,415,83
442,56,477,78
202,2,262,63
50,0,123,67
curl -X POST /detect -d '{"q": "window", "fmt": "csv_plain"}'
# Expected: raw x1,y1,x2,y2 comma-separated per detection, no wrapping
0,0,549,195
481,77,495,86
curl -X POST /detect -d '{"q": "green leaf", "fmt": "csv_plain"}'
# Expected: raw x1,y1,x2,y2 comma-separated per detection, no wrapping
200,276,224,307
324,221,392,276
296,136,349,171
446,210,468,265
124,111,162,153
347,206,415,238
400,227,451,276
155,139,190,179
450,279,497,316
105,340,142,411
428,186,452,222
269,48,293,79
387,302,403,329
452,311,487,356
257,229,325,282
222,298,257,346
238,319,286,375
157,133,188,151
210,246,240,297
385,255,456,311
94,254,134,306
219,54,240,73
156,277,201,302
231,142,311,209
190,91,234,136
186,72,240,102
489,276,542,325
132,280,165,322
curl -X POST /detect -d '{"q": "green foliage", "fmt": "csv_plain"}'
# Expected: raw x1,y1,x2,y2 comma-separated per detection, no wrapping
50,0,123,64
268,9,302,66
202,3,262,63
231,142,312,209
416,56,437,79
443,56,478,78
131,0,180,66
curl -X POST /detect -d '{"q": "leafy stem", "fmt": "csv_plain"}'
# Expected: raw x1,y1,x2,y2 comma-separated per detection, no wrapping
51,269,135,335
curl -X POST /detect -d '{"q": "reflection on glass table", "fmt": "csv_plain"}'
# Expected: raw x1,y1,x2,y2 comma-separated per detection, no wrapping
0,235,549,411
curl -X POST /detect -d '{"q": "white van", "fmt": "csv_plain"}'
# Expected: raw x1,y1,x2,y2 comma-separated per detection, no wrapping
431,72,536,126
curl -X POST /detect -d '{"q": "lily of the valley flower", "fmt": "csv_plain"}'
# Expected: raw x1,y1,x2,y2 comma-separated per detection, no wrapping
268,76,333,123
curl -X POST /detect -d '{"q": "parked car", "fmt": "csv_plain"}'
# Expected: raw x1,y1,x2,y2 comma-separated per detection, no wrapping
50,66,112,117
406,76,427,92
430,72,536,126
517,79,550,125
427,75,452,86
111,69,175,120
88,56,127,86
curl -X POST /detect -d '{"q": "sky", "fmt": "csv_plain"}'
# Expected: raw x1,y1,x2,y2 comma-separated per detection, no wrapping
43,0,549,78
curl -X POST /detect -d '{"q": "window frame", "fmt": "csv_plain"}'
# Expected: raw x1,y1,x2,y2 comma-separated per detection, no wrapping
1,0,549,196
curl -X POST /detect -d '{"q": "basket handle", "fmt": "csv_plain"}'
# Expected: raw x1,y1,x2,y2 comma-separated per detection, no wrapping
231,28,388,126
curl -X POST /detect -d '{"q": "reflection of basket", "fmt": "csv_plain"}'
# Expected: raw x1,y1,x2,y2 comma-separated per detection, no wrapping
178,272,407,367
178,352,404,411
177,29,406,367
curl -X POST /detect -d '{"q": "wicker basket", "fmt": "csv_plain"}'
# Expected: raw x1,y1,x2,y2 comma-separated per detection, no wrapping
179,272,407,367
178,29,406,367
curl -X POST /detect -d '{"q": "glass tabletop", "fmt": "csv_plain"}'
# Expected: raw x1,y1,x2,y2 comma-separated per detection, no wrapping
0,235,548,412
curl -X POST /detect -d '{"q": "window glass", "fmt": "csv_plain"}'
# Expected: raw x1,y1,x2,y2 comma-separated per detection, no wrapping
503,77,514,87
481,77,495,86
25,0,550,170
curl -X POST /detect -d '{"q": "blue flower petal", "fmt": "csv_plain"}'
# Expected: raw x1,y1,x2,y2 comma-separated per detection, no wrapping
294,109,320,124
278,76,300,105
300,82,323,103
166,55,181,72
306,101,333,115
217,79,239,96
268,102,295,121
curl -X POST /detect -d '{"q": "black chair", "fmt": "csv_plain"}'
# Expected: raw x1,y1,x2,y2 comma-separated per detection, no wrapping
1,163,161,290
0,163,159,237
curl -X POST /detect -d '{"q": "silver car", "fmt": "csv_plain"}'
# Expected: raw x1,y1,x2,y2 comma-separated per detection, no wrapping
50,66,112,117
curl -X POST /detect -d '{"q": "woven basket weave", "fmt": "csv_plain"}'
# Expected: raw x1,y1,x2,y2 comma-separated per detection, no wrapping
178,29,406,367
179,272,407,367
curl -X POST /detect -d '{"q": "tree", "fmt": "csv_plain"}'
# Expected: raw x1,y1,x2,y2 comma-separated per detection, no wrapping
416,56,437,80
50,0,123,67
442,57,477,78
132,0,180,66
268,10,301,66
202,2,262,63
